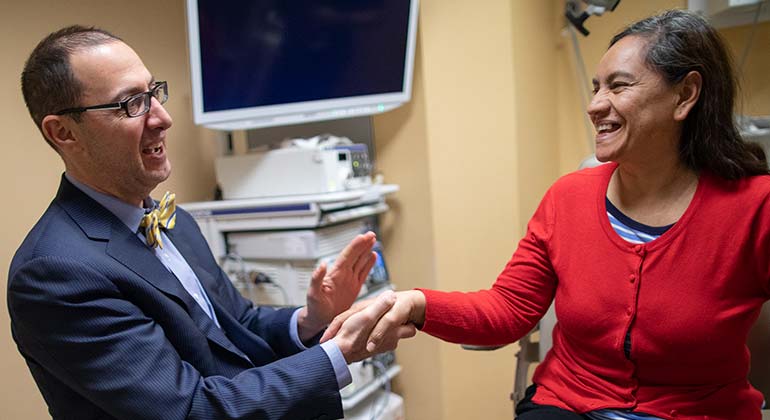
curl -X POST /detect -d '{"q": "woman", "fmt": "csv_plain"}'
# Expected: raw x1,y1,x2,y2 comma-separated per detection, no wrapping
325,9,770,420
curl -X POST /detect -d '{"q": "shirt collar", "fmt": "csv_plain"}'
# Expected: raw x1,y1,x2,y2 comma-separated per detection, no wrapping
65,173,154,232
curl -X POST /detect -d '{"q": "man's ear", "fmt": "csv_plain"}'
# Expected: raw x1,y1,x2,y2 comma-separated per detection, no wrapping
674,71,702,122
41,115,79,152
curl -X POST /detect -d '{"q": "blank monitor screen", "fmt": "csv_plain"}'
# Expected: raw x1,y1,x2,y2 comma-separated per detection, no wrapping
196,0,412,114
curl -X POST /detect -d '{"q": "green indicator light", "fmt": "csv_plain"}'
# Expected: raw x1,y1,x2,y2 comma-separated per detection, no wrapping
377,104,385,112
353,161,360,168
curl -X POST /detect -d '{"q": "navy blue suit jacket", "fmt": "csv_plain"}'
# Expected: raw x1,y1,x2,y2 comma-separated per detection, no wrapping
8,177,343,420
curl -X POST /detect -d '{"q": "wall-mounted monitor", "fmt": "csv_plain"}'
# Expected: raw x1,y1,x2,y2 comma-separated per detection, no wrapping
186,0,419,131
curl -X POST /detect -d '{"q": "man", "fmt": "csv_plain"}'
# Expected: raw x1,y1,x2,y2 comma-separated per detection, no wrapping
8,25,413,420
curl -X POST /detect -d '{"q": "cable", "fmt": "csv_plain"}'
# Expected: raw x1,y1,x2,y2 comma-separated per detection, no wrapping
248,270,291,306
221,252,247,287
221,253,291,306
566,23,597,153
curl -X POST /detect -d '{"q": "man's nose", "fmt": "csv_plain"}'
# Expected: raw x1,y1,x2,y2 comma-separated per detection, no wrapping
147,96,173,129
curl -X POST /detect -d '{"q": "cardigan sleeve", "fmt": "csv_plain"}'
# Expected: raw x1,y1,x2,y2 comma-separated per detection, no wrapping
418,187,558,346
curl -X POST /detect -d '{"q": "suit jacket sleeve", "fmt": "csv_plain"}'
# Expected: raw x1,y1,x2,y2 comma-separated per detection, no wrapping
9,255,341,420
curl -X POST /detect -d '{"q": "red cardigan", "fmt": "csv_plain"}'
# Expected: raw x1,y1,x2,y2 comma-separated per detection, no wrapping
420,163,770,419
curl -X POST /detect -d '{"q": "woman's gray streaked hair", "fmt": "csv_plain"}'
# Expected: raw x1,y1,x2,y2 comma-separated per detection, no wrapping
610,9,767,180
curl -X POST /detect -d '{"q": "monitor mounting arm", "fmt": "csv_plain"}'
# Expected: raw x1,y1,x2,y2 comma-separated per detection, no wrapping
565,0,621,36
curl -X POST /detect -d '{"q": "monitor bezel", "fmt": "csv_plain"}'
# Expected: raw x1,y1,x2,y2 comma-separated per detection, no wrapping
185,0,419,130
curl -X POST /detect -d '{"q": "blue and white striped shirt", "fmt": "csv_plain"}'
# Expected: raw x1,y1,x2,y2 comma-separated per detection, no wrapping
606,198,672,244
587,409,663,420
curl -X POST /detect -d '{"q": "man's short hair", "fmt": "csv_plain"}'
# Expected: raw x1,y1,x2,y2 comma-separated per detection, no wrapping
21,25,122,150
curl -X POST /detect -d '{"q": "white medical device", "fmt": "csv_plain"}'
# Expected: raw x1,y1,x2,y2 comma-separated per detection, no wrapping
215,144,372,200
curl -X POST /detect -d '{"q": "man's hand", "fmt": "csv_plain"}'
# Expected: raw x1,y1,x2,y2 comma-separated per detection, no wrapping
321,290,425,356
297,232,377,342
331,291,417,363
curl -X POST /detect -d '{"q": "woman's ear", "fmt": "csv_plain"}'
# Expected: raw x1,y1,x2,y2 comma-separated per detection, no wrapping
41,115,78,152
674,71,702,122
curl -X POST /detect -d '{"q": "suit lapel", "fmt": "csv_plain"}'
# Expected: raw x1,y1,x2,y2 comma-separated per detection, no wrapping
55,176,190,307
166,227,277,366
105,225,192,309
209,298,277,366
113,226,253,363
168,228,276,365
164,227,213,290
184,293,254,364
56,177,254,364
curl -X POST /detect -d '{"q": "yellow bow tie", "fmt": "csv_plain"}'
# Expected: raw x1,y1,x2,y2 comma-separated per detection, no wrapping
139,191,177,248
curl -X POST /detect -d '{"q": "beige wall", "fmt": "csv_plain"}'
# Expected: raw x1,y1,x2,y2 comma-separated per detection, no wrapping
403,0,521,416
721,21,770,117
374,1,557,418
512,2,561,230
2,1,770,419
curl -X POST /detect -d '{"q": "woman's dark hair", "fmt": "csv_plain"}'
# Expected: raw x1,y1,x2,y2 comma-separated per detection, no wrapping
610,9,768,180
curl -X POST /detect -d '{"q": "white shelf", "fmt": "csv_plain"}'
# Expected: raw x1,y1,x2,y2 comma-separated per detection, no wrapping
182,184,398,216
342,365,402,411
183,184,398,259
343,390,404,420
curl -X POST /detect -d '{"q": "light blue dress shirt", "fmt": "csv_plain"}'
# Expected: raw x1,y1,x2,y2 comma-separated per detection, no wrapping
65,174,351,389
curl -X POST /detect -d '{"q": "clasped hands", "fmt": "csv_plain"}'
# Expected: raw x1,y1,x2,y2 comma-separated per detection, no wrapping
320,288,425,363
296,231,424,363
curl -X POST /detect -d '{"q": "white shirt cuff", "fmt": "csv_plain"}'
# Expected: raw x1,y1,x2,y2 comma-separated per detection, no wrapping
289,308,307,349
320,340,353,389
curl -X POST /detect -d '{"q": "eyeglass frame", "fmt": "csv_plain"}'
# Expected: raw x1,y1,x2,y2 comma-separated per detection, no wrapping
54,81,168,118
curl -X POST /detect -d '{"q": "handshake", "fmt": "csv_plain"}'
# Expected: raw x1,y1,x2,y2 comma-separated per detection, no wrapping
321,289,426,363
299,231,427,364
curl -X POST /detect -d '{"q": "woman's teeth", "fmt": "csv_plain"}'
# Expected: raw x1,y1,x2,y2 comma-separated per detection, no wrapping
597,123,619,134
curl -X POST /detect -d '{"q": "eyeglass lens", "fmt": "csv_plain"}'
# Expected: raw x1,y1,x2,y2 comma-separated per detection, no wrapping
126,83,168,117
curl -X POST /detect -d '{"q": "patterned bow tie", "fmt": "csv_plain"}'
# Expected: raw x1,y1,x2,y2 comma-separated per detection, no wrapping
139,191,177,248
